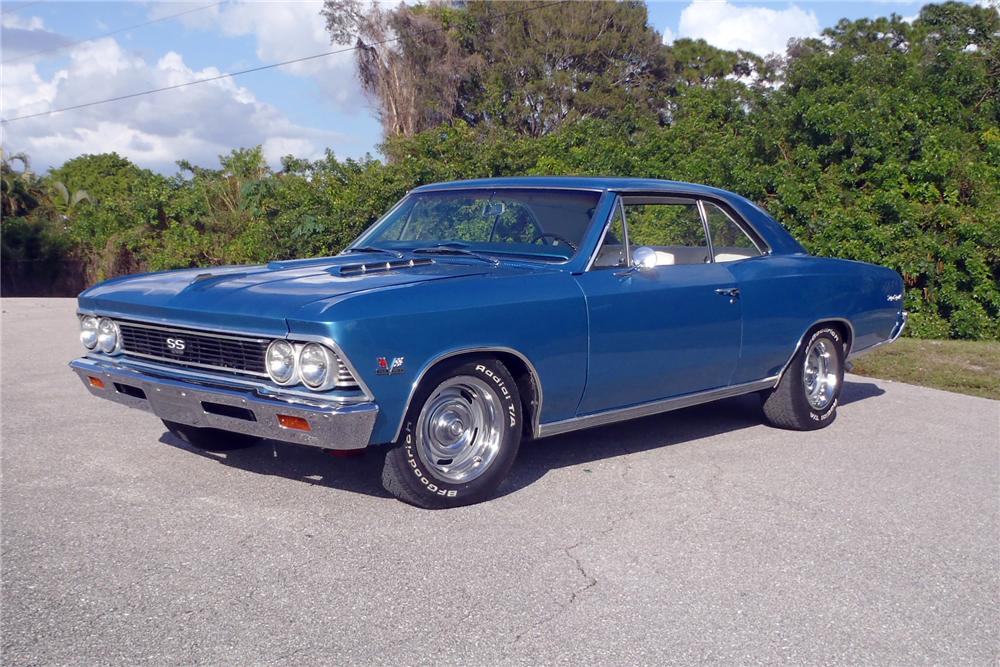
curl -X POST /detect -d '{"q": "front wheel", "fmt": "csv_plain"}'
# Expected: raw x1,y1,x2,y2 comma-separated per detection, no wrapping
761,327,845,430
162,420,261,451
382,359,522,509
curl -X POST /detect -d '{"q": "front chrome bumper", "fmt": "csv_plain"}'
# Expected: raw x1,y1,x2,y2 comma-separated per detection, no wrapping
69,357,378,450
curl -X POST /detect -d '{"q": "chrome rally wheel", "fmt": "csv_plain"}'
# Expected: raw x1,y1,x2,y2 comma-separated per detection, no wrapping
382,358,523,509
416,376,502,484
762,327,845,431
802,338,840,410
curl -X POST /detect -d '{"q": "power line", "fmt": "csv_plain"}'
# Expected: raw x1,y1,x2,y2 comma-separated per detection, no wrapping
1,1,43,16
2,1,224,65
1,0,569,125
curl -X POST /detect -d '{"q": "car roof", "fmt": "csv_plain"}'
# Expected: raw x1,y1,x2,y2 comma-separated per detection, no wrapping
409,177,807,256
411,176,734,197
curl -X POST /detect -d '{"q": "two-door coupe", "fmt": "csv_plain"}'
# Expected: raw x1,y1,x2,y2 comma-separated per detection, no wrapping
71,177,906,508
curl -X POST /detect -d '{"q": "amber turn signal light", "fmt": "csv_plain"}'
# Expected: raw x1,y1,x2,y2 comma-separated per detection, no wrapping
277,414,311,431
88,376,105,389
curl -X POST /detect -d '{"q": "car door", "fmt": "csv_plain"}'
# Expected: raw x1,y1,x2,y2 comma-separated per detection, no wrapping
573,195,743,415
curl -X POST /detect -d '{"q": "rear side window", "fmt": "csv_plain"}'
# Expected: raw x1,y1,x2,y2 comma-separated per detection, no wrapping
703,202,764,262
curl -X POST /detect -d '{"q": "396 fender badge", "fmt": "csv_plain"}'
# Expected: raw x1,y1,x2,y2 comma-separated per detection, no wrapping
376,356,405,375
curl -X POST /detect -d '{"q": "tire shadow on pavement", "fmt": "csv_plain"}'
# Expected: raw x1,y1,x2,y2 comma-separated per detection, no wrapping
157,379,886,501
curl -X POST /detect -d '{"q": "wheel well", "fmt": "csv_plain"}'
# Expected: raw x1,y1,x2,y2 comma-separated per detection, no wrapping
417,350,540,440
810,319,853,356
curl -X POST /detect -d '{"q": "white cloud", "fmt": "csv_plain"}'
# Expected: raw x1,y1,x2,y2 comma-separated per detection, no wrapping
674,1,821,56
1,35,346,173
662,26,676,45
162,0,364,108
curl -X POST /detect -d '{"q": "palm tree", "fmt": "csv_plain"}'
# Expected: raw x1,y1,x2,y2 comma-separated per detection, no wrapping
49,180,92,219
1,151,46,219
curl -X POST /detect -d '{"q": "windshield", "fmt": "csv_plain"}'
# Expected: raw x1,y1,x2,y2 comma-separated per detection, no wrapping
354,188,602,262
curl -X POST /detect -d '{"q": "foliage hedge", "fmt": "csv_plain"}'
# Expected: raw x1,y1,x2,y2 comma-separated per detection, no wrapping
1,3,998,340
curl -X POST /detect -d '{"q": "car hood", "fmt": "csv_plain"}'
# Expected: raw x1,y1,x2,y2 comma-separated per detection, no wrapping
78,254,494,335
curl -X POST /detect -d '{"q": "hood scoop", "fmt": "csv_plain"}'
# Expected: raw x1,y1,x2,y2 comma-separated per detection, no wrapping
336,257,434,277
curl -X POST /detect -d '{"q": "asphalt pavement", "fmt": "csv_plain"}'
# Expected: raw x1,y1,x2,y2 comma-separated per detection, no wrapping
2,298,997,665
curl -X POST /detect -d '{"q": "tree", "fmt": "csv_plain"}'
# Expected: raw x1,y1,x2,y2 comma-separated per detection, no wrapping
322,0,472,137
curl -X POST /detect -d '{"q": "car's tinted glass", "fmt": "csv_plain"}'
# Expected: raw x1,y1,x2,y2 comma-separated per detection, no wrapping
363,189,601,261
623,199,710,266
703,202,763,262
592,203,628,269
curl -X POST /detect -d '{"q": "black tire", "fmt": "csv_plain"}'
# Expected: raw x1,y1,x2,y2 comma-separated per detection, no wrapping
162,420,261,451
382,358,522,509
762,327,845,430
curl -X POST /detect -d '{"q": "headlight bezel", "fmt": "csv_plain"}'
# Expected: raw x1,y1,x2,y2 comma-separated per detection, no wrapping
298,342,338,391
266,340,299,386
96,317,122,354
79,315,100,350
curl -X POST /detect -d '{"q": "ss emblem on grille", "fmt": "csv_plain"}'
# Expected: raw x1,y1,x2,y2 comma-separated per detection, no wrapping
165,337,186,354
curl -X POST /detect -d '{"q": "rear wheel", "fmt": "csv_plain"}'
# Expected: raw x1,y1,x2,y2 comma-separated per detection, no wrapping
762,327,845,430
162,420,261,451
382,358,522,509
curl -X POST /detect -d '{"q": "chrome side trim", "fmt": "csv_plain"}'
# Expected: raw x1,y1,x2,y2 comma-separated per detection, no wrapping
70,357,378,450
847,311,908,361
773,317,857,388
391,347,544,443
537,377,778,438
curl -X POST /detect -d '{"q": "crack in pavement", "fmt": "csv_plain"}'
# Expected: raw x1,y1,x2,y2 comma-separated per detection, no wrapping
511,506,634,645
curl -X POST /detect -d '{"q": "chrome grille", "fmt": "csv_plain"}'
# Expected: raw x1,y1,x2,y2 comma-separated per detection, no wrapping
118,322,269,377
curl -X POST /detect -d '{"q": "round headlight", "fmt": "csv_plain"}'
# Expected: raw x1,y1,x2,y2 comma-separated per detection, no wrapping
80,316,99,349
96,318,120,353
299,343,335,390
266,340,298,385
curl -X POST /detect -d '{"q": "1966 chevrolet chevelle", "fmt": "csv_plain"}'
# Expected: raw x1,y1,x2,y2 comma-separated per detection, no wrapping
71,177,906,508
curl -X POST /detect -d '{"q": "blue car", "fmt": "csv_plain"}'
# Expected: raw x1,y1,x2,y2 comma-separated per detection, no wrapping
71,177,907,508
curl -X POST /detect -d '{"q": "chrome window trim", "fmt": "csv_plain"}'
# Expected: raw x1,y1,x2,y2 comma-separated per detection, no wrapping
605,190,772,256
696,199,716,262
584,195,631,272
537,377,778,438
391,346,544,443
699,199,769,258
350,188,610,269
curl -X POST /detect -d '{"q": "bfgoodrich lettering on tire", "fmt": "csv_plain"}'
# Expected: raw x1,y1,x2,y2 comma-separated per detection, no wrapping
381,358,522,509
762,327,845,431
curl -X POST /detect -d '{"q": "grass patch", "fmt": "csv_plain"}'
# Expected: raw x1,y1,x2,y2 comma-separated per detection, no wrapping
850,338,1000,400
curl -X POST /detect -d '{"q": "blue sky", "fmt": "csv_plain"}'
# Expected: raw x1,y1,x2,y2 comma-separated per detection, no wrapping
0,1,972,174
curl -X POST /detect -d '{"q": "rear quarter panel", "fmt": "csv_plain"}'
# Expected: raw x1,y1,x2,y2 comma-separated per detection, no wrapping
727,255,904,383
289,270,589,445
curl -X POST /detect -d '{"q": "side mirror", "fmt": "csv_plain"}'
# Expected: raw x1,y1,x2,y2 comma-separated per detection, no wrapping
632,246,658,271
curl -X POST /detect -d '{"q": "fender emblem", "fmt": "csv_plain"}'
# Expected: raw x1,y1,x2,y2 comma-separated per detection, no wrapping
887,293,903,302
376,356,405,376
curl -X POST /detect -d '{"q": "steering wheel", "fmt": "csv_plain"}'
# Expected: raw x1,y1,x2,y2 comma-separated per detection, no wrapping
532,232,577,252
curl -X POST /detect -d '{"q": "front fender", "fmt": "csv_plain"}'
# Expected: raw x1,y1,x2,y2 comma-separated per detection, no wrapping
289,270,589,445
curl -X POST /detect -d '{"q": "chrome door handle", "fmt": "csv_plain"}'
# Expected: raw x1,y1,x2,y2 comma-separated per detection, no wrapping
715,287,740,298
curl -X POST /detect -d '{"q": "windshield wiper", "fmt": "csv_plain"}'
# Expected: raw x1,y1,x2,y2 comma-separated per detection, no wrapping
343,245,404,258
410,243,500,266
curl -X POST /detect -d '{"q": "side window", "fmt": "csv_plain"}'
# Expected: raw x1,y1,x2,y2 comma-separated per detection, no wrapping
623,199,709,266
592,203,628,269
703,202,763,262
